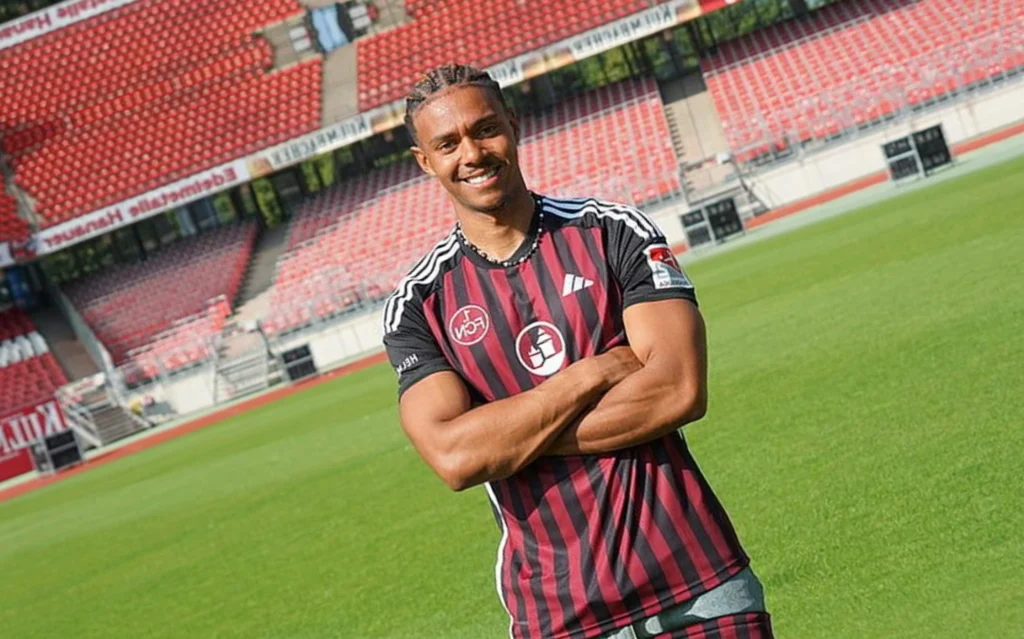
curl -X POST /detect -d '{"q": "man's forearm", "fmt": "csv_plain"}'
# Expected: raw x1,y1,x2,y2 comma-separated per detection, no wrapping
425,350,638,490
544,357,705,456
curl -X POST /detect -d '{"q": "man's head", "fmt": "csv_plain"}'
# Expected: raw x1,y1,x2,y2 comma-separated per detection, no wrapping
405,65,528,216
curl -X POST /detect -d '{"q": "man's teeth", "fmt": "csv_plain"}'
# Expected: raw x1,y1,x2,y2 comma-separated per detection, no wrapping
465,167,499,184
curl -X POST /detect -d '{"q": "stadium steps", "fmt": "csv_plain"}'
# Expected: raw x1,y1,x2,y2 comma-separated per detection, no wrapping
212,343,282,403
234,222,292,310
320,38,361,125
660,74,739,200
263,16,322,70
28,306,101,383
60,383,148,449
90,405,147,446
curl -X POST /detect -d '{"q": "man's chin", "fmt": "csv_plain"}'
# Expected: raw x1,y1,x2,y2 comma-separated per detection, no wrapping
460,191,509,214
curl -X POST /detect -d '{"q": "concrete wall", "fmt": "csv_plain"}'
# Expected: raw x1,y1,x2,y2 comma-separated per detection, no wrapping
746,82,1024,210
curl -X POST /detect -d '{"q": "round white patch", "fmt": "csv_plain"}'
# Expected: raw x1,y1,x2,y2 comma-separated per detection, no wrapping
515,321,567,377
448,304,490,346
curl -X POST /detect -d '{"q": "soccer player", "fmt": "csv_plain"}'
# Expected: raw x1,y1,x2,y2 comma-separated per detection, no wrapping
382,65,772,639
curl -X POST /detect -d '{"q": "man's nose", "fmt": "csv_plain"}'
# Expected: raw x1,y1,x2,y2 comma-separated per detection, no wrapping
461,136,485,164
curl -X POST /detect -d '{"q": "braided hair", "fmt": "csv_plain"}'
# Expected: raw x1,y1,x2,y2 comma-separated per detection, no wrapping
404,64,509,143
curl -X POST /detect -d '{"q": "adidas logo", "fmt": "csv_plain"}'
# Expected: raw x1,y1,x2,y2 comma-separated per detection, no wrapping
561,273,594,297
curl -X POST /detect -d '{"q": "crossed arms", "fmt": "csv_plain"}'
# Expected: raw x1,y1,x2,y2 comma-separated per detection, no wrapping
397,299,708,491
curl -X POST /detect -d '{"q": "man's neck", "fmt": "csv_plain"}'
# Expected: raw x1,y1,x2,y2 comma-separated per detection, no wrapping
456,187,536,262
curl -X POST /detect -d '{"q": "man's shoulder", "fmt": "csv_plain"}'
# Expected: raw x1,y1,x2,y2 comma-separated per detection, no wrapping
538,193,661,240
381,231,460,335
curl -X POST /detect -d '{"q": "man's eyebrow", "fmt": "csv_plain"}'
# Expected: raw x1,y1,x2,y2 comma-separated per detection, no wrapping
428,114,501,146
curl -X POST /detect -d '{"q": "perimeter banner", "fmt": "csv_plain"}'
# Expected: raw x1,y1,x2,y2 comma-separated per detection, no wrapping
0,0,144,51
0,399,69,481
33,160,251,255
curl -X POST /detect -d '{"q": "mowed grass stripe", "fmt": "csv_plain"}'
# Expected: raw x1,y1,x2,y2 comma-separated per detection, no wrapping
1,155,1022,638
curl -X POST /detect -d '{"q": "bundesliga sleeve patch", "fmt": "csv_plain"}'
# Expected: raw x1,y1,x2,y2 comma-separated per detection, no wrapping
644,244,694,290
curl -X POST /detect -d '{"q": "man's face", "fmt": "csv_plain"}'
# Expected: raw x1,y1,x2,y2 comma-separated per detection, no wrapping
410,85,523,214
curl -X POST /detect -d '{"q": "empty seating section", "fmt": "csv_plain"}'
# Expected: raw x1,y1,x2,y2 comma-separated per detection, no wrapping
263,79,679,333
0,308,66,413
65,223,257,363
0,0,319,226
358,0,655,109
125,297,231,378
702,0,1024,157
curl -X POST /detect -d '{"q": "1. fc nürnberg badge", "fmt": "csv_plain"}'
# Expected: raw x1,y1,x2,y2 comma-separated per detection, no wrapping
448,305,490,346
644,244,694,290
515,321,567,376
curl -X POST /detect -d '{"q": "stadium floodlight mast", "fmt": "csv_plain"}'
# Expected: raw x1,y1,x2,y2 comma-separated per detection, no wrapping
381,64,774,639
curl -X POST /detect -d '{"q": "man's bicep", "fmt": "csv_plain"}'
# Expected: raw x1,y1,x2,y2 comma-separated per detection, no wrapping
623,298,706,372
399,370,472,435
397,371,474,475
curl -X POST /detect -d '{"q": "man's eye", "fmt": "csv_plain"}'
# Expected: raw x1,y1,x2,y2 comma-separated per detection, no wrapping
479,126,498,136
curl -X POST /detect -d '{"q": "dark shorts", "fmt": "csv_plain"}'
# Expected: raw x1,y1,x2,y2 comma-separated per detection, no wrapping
654,612,774,638
601,567,773,639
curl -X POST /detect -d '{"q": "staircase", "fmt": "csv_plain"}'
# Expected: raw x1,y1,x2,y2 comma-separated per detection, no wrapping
234,221,291,310
212,330,282,403
659,74,737,198
57,376,148,449
29,305,101,382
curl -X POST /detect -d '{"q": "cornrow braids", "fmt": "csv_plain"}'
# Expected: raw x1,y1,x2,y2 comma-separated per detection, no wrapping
404,64,509,143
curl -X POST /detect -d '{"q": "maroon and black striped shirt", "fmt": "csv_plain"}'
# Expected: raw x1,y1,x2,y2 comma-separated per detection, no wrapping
382,194,750,639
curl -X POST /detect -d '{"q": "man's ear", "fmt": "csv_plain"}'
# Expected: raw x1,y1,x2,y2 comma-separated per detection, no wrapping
411,145,436,177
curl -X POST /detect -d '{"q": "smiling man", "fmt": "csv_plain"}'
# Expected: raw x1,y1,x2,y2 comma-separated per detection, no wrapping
382,65,772,639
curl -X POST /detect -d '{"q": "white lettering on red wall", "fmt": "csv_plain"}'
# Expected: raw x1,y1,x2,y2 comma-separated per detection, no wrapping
0,400,68,455
0,0,143,51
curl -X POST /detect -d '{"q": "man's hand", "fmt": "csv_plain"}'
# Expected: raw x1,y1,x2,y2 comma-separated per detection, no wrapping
397,347,640,491
544,299,707,456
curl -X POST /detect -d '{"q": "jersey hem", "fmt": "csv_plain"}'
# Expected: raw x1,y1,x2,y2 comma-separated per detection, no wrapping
528,554,752,639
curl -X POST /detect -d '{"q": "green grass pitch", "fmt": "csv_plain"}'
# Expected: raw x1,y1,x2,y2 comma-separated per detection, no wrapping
2,156,1023,638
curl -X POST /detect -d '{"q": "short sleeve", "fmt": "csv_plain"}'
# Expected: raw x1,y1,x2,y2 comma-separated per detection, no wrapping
604,207,698,309
382,301,454,397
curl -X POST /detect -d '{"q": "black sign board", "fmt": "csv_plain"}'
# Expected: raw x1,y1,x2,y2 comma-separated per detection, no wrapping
281,344,318,382
705,198,744,242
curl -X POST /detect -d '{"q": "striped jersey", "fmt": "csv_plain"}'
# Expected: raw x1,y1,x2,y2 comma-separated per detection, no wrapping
382,194,750,639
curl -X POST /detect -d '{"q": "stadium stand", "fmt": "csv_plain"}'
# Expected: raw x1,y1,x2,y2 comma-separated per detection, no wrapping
0,308,67,412
702,0,1024,157
122,297,231,379
356,0,659,109
0,0,319,227
64,222,257,363
264,78,679,333
0,190,30,243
